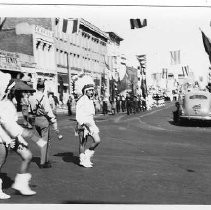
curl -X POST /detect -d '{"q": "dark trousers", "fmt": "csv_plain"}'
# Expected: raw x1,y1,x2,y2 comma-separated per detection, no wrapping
116,102,120,113
67,104,72,115
102,102,108,115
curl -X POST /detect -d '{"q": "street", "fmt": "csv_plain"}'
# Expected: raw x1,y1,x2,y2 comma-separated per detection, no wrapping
1,102,211,204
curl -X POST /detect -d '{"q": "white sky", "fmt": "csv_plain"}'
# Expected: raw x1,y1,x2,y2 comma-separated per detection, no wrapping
0,0,211,83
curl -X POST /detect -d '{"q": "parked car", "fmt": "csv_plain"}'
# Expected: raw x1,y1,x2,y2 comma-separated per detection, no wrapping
173,90,211,124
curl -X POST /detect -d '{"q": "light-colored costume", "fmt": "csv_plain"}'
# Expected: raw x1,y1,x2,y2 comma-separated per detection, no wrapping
0,71,41,199
75,75,99,168
76,94,99,137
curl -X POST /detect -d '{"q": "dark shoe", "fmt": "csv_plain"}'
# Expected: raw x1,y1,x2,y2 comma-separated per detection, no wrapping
39,162,52,169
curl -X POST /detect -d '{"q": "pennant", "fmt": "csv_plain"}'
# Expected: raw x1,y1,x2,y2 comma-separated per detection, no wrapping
62,19,68,33
130,19,147,29
201,30,211,64
170,50,180,65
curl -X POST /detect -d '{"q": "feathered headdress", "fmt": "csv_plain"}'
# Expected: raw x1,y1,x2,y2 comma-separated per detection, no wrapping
74,75,95,95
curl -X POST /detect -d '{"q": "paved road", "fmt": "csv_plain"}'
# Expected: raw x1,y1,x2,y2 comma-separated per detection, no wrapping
1,102,211,204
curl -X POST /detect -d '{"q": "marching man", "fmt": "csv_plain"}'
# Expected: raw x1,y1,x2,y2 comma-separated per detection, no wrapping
28,79,63,168
75,75,101,168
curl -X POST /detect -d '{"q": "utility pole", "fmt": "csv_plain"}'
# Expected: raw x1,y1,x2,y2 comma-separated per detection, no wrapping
66,52,71,94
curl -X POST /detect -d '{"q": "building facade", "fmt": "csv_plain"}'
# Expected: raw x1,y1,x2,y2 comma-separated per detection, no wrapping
53,18,109,101
106,32,124,81
0,18,58,94
16,22,57,94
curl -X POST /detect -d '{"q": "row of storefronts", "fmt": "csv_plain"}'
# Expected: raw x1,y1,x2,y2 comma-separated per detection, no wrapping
0,18,139,102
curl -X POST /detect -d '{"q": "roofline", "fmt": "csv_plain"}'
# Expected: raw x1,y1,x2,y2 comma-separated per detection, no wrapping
68,18,109,40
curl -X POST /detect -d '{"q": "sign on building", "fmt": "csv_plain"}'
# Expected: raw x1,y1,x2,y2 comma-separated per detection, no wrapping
0,50,21,71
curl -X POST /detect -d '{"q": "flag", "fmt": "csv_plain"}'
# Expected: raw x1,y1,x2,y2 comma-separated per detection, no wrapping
141,78,147,98
130,19,147,29
184,65,189,76
0,17,6,31
162,68,168,79
103,55,110,70
66,19,79,34
136,55,146,68
201,30,211,64
72,19,78,33
62,19,68,33
181,66,189,76
170,50,180,65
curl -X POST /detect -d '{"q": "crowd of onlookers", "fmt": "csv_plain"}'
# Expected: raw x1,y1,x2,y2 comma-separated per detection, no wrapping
17,90,170,127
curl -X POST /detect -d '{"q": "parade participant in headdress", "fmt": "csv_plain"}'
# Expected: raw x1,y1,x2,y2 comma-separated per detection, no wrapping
0,71,46,199
75,75,101,168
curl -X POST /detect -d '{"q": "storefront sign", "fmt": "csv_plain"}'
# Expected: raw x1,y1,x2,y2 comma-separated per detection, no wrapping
0,50,21,71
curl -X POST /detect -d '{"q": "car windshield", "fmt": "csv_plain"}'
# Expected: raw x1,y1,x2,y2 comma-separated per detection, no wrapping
189,95,207,99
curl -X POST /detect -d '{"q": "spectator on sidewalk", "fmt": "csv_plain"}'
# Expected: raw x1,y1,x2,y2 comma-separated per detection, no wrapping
48,92,57,116
67,95,73,116
116,95,121,113
102,96,108,115
121,95,126,112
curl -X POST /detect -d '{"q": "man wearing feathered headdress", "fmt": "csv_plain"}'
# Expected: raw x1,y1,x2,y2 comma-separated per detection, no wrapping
75,75,101,168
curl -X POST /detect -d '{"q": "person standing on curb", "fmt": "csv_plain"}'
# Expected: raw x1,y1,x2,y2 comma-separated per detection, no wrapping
29,80,62,169
67,95,73,116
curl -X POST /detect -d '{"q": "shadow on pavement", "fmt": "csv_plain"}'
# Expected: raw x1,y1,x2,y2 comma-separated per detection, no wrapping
53,152,79,166
0,172,14,189
168,120,211,127
31,157,40,167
